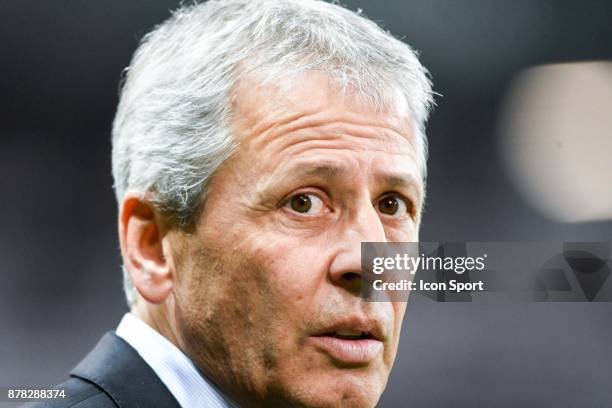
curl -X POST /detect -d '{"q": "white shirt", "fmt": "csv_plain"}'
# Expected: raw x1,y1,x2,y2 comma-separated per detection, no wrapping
115,313,238,408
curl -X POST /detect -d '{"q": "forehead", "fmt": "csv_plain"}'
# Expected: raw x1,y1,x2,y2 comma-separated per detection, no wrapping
229,70,423,187
231,70,413,141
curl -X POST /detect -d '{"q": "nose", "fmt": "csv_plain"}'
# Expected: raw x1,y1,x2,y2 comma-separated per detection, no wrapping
328,200,386,294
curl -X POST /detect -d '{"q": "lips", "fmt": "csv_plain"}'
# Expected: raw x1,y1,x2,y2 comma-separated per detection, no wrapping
308,318,385,365
327,330,374,340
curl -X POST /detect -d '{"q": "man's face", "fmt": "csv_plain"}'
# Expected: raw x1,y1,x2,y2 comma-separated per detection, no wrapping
169,72,423,407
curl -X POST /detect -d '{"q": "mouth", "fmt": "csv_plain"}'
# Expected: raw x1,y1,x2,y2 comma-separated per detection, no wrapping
321,330,376,340
309,325,385,365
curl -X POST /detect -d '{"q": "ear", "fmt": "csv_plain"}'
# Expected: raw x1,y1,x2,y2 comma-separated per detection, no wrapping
119,192,174,304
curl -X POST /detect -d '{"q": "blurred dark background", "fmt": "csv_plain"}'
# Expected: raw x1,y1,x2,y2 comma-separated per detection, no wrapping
1,1,611,407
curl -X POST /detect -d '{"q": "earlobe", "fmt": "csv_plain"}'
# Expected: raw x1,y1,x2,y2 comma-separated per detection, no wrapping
119,193,174,305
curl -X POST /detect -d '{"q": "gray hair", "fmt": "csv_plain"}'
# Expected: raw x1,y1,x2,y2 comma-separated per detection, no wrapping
112,0,434,305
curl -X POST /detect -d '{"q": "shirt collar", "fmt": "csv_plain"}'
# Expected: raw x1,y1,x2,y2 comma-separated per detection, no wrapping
116,313,239,408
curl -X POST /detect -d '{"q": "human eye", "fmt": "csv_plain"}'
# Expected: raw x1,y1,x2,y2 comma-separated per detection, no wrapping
376,193,414,219
282,192,327,215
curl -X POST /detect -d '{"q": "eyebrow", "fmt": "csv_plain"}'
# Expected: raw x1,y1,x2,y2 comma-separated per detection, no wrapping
377,171,424,208
254,164,346,201
298,164,347,180
279,164,421,188
380,172,421,191
255,161,423,205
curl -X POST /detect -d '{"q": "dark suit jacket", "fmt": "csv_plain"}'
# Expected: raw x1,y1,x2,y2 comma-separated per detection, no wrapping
23,332,181,408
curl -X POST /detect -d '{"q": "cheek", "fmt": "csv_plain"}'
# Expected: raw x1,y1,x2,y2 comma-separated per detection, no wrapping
393,301,408,323
385,222,418,242
244,228,332,296
394,303,407,344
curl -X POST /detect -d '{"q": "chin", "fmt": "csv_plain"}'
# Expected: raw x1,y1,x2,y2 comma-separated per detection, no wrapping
298,388,381,408
278,369,386,408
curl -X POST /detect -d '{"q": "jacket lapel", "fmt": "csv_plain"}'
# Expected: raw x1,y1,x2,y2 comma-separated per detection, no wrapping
71,332,181,408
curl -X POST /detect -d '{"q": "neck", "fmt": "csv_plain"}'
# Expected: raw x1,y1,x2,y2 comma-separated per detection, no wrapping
131,297,182,348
